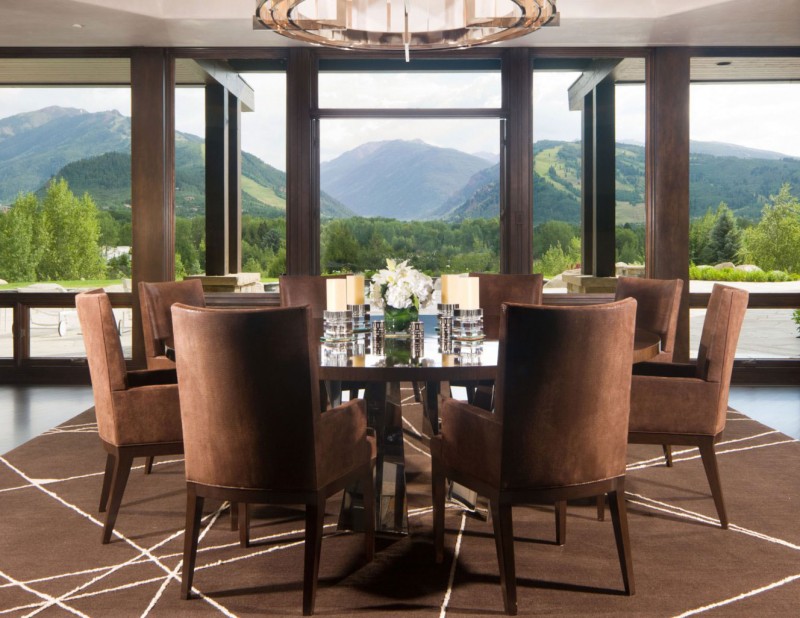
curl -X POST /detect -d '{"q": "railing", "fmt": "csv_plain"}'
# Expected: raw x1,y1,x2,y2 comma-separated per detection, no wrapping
0,289,797,384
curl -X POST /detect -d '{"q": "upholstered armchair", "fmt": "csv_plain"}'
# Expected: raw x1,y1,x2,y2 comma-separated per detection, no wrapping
455,273,544,410
139,279,205,370
432,299,637,615
615,276,683,363
76,289,183,544
625,283,749,529
172,304,376,616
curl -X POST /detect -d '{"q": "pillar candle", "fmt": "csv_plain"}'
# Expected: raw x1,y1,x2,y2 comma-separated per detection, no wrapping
440,274,455,304
461,277,480,310
346,274,365,305
326,278,347,311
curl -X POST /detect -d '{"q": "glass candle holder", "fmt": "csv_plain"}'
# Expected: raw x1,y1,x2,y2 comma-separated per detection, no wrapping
370,320,385,354
323,310,353,342
347,303,369,331
453,308,484,343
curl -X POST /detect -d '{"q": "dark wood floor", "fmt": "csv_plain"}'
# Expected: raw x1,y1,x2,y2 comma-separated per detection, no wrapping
1,384,798,455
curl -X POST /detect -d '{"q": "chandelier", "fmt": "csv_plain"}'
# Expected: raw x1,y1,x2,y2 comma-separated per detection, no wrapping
254,0,558,61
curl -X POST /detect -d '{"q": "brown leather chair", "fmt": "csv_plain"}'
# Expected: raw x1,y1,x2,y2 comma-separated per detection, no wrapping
139,279,206,370
470,272,544,340
457,273,544,410
615,276,683,363
613,276,683,469
625,283,748,529
172,304,376,615
432,299,637,615
280,274,365,404
76,289,183,544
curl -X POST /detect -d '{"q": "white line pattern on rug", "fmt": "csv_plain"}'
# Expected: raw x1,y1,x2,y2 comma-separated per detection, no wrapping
672,573,800,617
439,512,467,618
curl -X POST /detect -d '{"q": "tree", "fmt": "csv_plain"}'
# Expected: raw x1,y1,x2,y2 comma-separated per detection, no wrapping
37,179,106,280
707,203,741,264
0,193,46,282
689,207,717,265
741,184,800,273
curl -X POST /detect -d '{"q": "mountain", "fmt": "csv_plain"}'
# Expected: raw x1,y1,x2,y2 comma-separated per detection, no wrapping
689,140,795,160
0,106,352,219
320,139,493,220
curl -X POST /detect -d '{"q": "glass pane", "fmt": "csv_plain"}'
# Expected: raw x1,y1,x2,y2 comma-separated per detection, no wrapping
319,71,501,109
319,118,501,277
174,74,288,287
28,305,132,359
0,306,11,358
533,69,646,293
688,71,800,359
690,306,800,360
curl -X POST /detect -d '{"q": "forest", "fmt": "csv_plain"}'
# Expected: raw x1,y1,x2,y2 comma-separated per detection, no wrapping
1,180,799,285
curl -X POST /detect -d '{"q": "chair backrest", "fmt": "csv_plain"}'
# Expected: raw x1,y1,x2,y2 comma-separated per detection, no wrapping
614,276,683,361
495,299,636,489
469,273,544,339
76,289,128,445
139,279,206,359
172,304,321,491
695,284,749,431
279,274,349,320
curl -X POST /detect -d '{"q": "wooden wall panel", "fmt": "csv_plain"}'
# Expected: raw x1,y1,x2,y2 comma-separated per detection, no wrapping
502,48,533,274
286,49,319,275
130,48,175,367
646,48,691,361
205,82,229,276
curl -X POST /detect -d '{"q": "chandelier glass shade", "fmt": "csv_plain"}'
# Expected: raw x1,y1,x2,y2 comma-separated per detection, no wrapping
254,0,558,57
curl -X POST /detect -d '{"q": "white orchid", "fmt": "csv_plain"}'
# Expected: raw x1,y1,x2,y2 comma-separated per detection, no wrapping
369,258,434,311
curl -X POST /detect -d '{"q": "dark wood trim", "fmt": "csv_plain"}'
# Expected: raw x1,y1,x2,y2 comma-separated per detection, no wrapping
285,49,319,275
580,93,594,274
593,78,616,278
501,48,533,274
0,48,133,59
228,92,242,273
568,59,621,111
732,360,800,385
313,108,505,118
204,81,230,276
689,292,800,308
130,48,176,367
646,48,691,361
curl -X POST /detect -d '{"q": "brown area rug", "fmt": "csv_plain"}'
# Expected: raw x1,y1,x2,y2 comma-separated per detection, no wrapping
1,392,799,617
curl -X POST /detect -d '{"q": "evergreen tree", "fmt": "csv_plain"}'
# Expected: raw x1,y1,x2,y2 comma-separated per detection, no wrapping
707,203,741,264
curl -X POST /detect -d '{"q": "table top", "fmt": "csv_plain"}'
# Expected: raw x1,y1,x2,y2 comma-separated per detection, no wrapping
318,315,661,382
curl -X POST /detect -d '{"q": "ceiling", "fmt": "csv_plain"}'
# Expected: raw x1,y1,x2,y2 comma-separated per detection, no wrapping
1,0,799,49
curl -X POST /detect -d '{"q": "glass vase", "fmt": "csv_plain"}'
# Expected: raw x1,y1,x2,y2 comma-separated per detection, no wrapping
383,304,418,335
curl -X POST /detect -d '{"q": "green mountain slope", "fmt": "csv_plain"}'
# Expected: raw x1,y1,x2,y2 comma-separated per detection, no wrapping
2,106,351,219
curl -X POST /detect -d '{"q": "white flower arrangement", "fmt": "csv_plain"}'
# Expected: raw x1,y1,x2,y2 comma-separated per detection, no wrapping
368,258,434,311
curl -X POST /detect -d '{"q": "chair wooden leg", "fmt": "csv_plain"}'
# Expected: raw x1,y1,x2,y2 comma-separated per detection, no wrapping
490,500,517,616
554,500,567,546
431,458,447,564
302,499,326,616
144,456,154,475
181,486,204,600
239,503,251,547
362,464,376,563
230,502,238,531
596,495,606,521
607,488,635,596
698,438,728,529
662,444,673,467
99,453,115,513
102,450,133,544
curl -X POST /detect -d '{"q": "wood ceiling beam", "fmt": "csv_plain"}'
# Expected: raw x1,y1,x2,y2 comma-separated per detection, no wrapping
567,58,622,111
195,59,255,112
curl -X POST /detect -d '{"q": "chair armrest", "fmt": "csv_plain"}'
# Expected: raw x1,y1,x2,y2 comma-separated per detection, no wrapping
110,383,183,445
126,368,178,388
630,375,722,435
316,399,375,487
632,362,696,378
434,397,502,486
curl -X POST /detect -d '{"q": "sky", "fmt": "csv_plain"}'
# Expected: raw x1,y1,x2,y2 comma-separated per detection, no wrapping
0,72,798,171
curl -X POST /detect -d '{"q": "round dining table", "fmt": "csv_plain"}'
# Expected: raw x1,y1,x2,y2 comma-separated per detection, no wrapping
319,315,661,535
